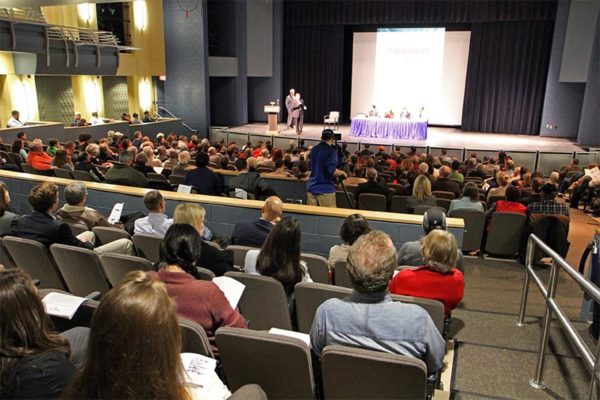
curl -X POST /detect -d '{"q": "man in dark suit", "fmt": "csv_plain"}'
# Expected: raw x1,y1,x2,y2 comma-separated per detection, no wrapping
230,196,283,247
355,168,391,208
185,152,223,196
285,88,296,130
431,166,461,199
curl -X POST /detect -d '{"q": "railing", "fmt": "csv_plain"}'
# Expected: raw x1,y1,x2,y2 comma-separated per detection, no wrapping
158,106,197,135
517,234,600,399
0,7,46,23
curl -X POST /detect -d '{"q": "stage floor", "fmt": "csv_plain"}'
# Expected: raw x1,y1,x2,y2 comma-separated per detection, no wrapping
228,123,584,152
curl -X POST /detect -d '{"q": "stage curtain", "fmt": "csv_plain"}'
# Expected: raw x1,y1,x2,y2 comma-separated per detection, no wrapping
461,21,555,134
283,25,346,125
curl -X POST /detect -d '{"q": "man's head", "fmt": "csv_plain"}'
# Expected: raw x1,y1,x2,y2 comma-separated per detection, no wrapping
289,88,295,95
196,152,209,168
119,150,134,165
143,190,165,213
572,158,579,166
438,165,451,178
28,182,59,213
178,151,190,164
29,142,43,153
531,177,545,193
11,110,19,119
16,132,26,140
321,129,334,144
505,185,520,202
144,111,150,117
132,113,139,119
246,157,258,170
422,208,447,234
541,183,558,200
261,196,283,223
235,158,248,171
64,182,87,206
366,167,378,181
346,230,397,294
92,111,98,118
74,112,81,120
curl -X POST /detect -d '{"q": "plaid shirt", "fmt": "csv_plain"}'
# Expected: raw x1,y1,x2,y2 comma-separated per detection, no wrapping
527,200,570,217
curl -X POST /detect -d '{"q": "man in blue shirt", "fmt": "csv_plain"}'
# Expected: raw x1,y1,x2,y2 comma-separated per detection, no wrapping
307,129,346,207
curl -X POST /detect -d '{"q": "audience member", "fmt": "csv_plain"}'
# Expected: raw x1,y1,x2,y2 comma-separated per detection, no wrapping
173,203,234,276
0,181,17,236
390,229,464,317
487,171,508,201
355,167,391,207
184,152,223,196
228,157,275,200
154,224,247,356
57,182,120,230
309,230,445,373
11,138,28,161
162,149,179,170
27,141,53,171
230,196,283,247
448,182,484,216
407,175,437,211
487,185,527,218
328,213,371,268
75,152,104,181
431,166,461,198
520,177,545,206
65,270,231,399
448,160,464,184
134,190,173,235
104,150,149,188
46,139,60,157
244,217,312,298
528,183,569,217
51,149,74,170
170,150,193,178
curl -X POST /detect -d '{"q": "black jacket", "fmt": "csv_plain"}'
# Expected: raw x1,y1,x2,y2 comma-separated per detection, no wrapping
197,240,235,277
10,211,93,249
231,218,274,248
185,167,224,196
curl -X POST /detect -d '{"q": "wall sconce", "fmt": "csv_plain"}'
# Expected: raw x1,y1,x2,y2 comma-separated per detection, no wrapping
139,78,151,111
77,3,94,25
133,1,148,31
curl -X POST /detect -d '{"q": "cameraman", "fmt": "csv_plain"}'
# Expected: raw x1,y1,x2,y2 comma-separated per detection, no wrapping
307,129,347,207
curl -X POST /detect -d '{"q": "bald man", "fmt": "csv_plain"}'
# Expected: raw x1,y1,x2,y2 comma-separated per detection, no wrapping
230,196,283,247
431,165,461,198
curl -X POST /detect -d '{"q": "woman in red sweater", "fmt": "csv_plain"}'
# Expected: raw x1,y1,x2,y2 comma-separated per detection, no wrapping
154,224,247,356
486,185,527,231
389,229,464,317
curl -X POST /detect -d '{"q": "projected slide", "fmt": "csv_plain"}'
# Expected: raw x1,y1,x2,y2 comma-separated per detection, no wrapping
351,28,470,126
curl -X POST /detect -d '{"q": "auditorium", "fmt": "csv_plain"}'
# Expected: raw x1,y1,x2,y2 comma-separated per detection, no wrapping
0,0,599,399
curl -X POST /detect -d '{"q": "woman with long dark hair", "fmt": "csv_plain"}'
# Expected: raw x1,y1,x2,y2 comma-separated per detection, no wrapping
244,217,312,296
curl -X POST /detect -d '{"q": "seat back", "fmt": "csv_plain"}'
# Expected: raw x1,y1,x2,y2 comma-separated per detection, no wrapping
50,244,110,296
7,152,23,168
300,252,329,284
197,267,216,281
335,191,355,209
70,170,94,182
105,178,144,188
358,193,387,211
216,327,314,399
413,205,443,215
228,385,268,400
100,253,154,287
226,245,257,268
435,198,452,212
132,233,164,262
485,212,527,256
333,261,352,288
329,111,340,121
294,282,445,334
487,195,505,207
0,238,16,269
224,272,292,330
40,289,99,331
321,345,427,400
168,175,186,185
53,168,73,179
179,318,215,358
432,190,456,200
3,236,67,290
147,172,169,182
92,226,132,246
67,222,89,236
451,209,485,252
391,195,409,213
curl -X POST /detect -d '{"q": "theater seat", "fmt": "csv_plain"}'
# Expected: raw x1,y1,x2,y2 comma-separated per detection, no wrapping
333,261,352,288
50,244,111,296
179,318,215,359
358,193,387,212
92,226,133,246
228,385,267,400
451,209,485,252
300,252,329,284
100,253,155,287
485,212,527,257
133,233,164,263
226,245,258,268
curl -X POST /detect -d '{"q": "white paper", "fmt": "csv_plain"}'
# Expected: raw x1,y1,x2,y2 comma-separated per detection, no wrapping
181,353,217,387
42,292,87,319
268,328,311,347
212,276,245,309
234,188,248,199
585,167,600,179
153,167,164,174
107,202,124,224
177,184,192,194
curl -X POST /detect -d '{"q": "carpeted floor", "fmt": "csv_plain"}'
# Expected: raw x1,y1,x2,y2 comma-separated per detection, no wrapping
449,256,596,399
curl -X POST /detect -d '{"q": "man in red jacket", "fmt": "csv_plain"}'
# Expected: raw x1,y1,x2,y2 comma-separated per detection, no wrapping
27,142,53,171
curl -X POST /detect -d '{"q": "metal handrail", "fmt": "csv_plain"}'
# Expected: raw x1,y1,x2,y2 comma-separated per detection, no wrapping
517,234,600,399
158,106,197,135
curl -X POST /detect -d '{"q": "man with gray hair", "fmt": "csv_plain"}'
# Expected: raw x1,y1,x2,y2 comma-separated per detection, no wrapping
57,182,121,230
310,230,445,374
104,150,149,188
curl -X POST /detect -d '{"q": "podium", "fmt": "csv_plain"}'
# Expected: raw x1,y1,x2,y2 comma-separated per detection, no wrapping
264,105,280,134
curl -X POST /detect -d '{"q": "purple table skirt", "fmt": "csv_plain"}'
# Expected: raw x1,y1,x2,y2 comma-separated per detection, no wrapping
350,118,428,140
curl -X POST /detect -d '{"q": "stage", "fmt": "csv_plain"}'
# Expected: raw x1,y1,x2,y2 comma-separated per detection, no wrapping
227,123,585,153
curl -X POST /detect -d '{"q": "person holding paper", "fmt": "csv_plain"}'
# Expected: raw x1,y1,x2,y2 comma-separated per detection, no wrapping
154,224,247,357
64,270,231,400
57,182,124,230
0,266,89,399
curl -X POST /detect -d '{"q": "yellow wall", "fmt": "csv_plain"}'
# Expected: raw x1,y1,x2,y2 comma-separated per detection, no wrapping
0,75,39,125
72,75,105,120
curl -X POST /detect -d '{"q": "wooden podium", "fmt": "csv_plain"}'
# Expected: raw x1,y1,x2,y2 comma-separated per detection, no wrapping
264,105,280,134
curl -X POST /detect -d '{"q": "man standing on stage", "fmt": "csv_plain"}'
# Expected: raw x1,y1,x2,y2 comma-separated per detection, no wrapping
295,92,307,135
285,88,296,130
307,129,347,207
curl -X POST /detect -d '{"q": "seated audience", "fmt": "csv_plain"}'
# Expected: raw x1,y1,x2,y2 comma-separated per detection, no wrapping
487,185,527,218
154,224,247,355
487,171,509,201
46,139,60,157
448,182,484,216
230,196,283,248
51,149,74,170
134,190,173,235
75,152,104,181
520,177,545,206
0,266,88,400
328,213,371,268
65,270,232,399
11,138,28,161
244,217,312,297
448,160,464,184
228,157,275,200
390,230,464,317
162,149,179,170
57,182,121,230
170,151,193,178
398,208,464,270
431,166,461,198
133,152,154,175
407,175,437,211
355,167,391,207
27,142,53,171
309,230,445,373
173,203,234,276
184,152,223,196
0,181,17,236
104,150,149,188
10,182,133,255
344,164,367,185
528,183,570,217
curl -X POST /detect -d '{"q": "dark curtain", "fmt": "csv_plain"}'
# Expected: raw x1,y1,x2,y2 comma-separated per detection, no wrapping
461,21,555,134
283,25,345,124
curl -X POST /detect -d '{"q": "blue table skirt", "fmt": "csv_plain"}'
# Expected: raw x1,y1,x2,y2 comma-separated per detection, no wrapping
350,118,428,140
